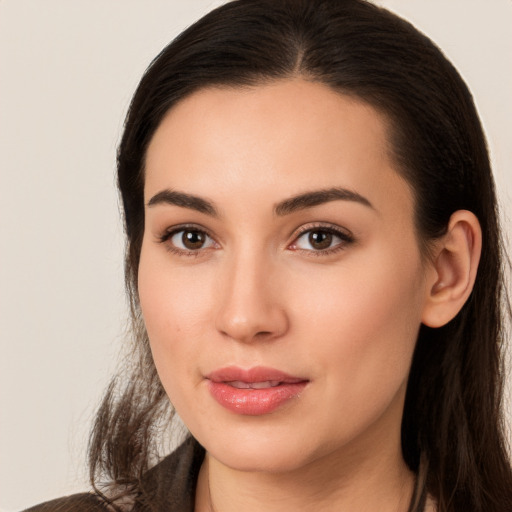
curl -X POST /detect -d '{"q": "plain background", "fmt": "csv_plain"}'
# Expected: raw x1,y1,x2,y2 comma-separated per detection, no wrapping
0,1,510,510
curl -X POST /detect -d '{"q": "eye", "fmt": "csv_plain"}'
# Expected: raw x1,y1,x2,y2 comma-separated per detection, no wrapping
290,226,354,254
160,227,218,254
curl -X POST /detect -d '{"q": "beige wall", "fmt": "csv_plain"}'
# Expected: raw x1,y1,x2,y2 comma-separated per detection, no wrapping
0,1,510,510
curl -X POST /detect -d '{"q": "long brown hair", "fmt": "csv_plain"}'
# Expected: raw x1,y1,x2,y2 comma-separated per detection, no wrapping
89,1,512,510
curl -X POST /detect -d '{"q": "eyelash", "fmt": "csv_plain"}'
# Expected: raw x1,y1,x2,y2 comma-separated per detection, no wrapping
290,223,355,256
157,223,355,258
158,224,218,258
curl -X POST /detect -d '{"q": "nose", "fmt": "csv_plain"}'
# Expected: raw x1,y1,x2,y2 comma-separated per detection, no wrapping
215,252,289,343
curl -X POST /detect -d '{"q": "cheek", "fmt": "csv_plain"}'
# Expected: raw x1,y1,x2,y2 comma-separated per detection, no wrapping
138,236,216,331
293,246,425,390
137,243,217,393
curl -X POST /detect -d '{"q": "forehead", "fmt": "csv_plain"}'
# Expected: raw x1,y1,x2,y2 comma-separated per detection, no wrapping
144,79,412,218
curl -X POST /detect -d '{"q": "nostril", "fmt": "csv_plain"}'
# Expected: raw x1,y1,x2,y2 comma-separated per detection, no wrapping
255,331,273,338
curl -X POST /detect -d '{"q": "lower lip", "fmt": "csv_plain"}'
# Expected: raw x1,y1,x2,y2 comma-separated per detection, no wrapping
207,381,308,415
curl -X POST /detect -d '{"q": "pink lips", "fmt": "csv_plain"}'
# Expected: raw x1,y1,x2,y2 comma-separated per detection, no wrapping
206,366,308,415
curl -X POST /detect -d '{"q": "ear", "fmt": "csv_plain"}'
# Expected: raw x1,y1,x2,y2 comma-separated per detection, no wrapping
421,210,482,328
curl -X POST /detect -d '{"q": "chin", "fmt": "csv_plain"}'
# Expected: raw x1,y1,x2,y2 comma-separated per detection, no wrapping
210,442,315,474
191,420,325,474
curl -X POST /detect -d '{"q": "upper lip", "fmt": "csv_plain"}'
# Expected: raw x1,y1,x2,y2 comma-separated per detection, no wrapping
206,366,308,384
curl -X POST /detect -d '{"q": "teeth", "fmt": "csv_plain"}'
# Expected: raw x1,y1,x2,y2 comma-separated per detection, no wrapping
228,381,251,389
227,380,281,389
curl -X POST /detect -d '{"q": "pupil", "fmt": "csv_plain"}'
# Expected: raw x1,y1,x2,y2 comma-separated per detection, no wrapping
309,231,332,250
183,231,205,249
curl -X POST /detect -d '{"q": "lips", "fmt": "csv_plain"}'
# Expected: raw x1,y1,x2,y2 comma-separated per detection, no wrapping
206,366,308,415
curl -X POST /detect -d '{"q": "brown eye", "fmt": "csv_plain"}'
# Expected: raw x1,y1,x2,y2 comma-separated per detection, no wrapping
168,228,216,252
308,231,333,250
292,226,354,253
182,230,206,249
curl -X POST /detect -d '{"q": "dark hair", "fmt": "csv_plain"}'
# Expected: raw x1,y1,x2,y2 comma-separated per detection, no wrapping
89,1,512,510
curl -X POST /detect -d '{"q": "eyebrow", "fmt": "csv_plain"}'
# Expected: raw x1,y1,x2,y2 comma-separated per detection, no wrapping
274,187,374,216
147,189,218,217
146,186,374,217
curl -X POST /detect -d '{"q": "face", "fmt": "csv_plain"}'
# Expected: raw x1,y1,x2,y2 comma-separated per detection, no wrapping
139,79,432,474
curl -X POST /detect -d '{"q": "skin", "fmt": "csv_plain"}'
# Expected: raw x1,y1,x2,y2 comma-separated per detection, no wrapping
138,79,479,511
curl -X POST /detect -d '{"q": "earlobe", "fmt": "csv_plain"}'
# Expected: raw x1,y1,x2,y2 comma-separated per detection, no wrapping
421,210,482,328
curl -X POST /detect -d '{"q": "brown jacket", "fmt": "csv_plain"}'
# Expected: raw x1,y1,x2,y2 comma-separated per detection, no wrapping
23,437,205,512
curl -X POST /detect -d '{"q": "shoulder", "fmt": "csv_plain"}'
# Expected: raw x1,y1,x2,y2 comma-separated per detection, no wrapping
22,493,108,512
23,438,205,512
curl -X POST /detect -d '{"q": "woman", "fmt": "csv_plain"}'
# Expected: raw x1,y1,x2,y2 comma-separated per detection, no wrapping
25,0,512,511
